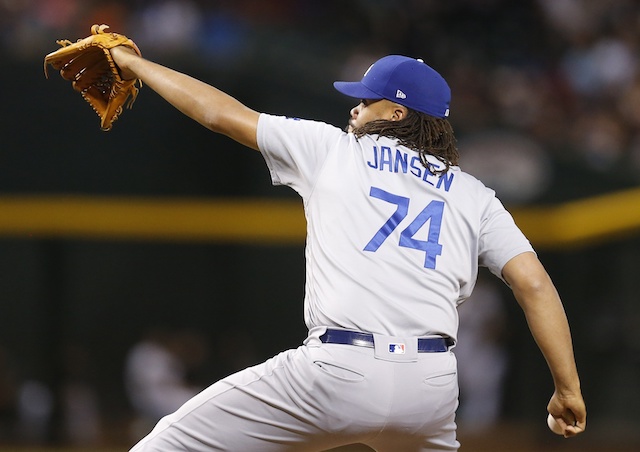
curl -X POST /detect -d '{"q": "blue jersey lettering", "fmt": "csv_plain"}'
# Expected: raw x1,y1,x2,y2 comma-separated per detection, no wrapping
367,146,379,169
394,149,409,173
379,146,393,171
365,146,454,192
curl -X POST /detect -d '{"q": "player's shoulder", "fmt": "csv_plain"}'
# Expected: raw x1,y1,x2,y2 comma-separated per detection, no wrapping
451,164,493,189
259,113,344,135
257,113,350,156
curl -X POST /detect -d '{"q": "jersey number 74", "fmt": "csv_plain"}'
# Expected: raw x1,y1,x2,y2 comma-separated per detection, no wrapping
363,187,444,269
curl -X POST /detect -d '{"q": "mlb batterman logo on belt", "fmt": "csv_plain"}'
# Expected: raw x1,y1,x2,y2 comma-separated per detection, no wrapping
333,55,451,118
389,343,406,354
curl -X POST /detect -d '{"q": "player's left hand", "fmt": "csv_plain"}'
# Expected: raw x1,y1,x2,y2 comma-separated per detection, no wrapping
44,24,142,131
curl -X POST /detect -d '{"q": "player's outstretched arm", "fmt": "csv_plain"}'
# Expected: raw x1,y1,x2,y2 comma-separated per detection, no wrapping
110,46,260,150
502,252,586,438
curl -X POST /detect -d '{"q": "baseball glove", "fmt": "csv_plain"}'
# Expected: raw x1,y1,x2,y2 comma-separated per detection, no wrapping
44,24,142,131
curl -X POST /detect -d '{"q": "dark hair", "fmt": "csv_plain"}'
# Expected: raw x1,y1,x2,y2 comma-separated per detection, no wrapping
352,109,459,175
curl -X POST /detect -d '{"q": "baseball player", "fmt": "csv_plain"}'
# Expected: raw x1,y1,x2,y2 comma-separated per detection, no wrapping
110,47,586,451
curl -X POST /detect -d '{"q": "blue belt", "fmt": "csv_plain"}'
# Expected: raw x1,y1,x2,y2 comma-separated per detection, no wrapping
319,329,454,353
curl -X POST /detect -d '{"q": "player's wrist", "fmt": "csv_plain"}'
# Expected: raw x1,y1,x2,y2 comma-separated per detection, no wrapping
111,46,139,80
553,377,581,395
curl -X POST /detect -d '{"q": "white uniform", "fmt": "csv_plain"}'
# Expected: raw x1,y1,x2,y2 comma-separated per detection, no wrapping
260,114,532,340
130,114,534,452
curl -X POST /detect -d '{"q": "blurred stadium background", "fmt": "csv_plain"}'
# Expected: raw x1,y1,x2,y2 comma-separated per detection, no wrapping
1,0,640,450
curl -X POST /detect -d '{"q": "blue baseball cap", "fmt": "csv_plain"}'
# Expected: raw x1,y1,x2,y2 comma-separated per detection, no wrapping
334,55,451,118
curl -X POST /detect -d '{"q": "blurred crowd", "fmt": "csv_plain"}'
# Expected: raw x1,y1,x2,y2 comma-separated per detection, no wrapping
0,325,258,447
3,0,640,200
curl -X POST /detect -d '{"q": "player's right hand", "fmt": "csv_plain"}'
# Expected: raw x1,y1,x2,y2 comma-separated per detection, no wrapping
547,390,586,438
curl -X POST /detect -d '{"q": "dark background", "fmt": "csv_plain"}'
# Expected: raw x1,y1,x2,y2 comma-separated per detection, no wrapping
1,0,640,450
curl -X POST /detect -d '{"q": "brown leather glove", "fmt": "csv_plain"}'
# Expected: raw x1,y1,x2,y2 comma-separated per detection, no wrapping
44,24,143,131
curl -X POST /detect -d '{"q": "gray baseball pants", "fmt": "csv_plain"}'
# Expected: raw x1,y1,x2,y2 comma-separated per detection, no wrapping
129,327,460,451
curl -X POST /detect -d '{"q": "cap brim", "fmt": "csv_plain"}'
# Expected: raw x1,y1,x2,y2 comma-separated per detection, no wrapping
333,81,383,100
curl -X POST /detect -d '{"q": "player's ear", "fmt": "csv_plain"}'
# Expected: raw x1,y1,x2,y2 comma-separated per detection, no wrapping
390,104,408,121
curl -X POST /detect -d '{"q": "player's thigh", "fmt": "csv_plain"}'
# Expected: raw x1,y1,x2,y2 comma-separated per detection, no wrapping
130,347,344,451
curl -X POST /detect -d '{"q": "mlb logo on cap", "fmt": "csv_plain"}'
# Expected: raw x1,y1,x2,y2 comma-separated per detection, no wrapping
389,343,406,354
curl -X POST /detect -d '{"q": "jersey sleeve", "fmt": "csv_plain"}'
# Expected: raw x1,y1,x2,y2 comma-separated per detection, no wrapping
257,113,345,198
478,196,535,282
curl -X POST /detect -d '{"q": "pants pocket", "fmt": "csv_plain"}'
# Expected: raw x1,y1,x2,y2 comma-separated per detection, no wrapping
423,370,457,388
313,361,365,382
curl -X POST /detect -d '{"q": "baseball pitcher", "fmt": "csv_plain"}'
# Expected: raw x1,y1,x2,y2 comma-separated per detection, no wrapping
48,26,586,451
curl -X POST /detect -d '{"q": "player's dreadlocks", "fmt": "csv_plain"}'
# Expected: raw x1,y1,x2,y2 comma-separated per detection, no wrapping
353,109,459,175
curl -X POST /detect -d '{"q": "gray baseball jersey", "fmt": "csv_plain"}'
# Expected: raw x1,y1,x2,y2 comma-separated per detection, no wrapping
259,113,533,341
130,114,534,452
